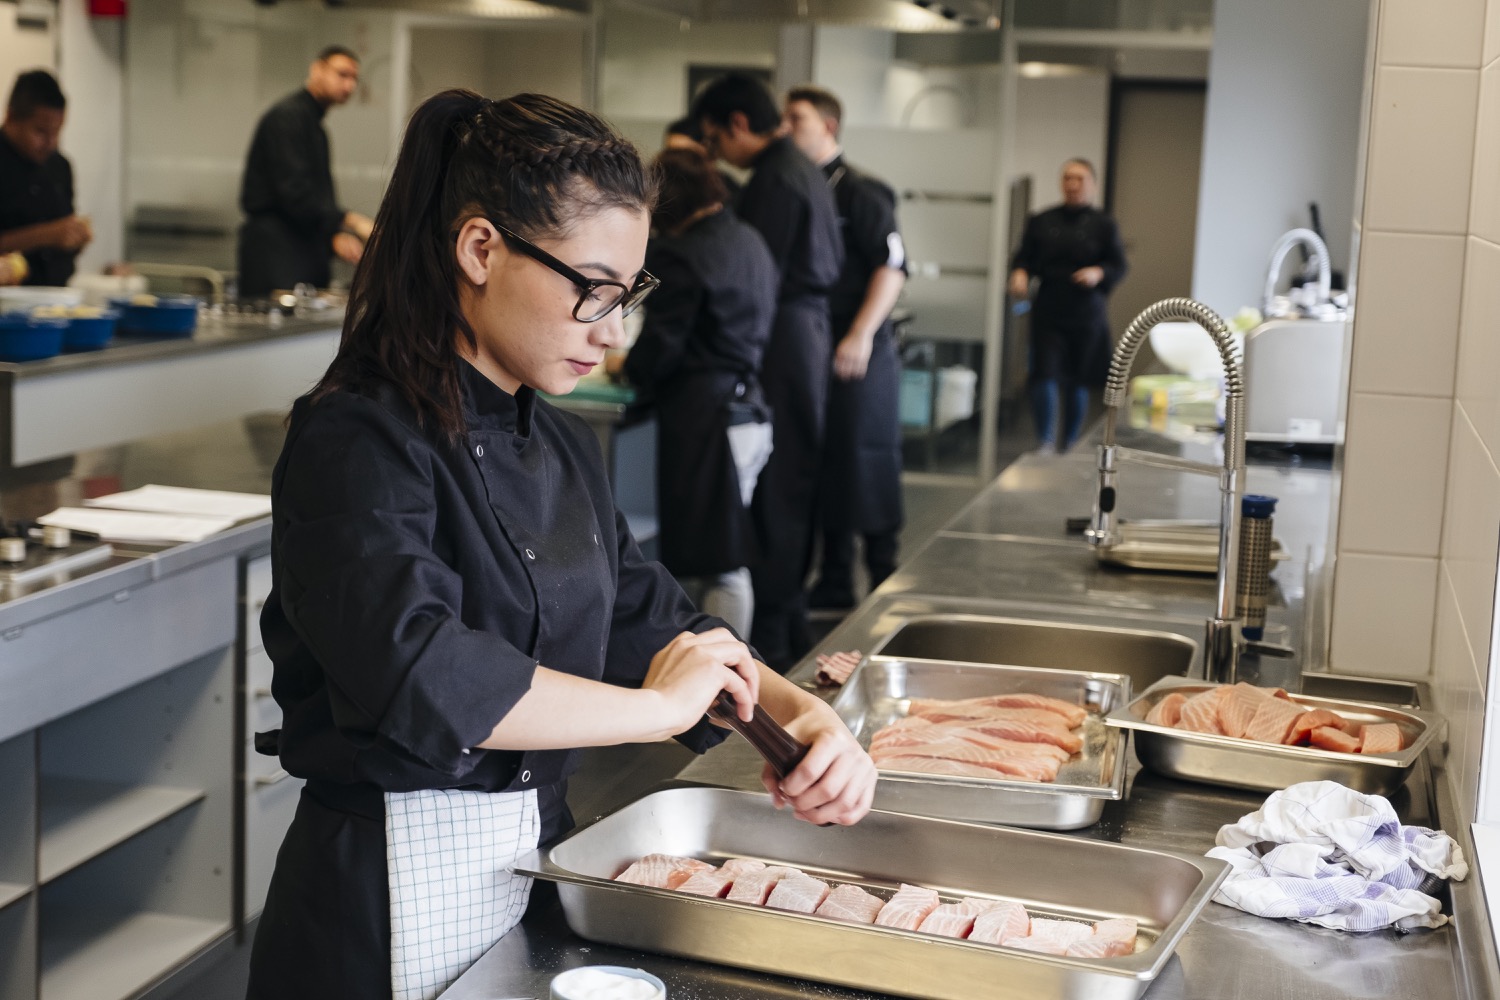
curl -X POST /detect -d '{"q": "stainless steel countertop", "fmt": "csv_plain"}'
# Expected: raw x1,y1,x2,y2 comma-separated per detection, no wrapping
447,431,1485,1000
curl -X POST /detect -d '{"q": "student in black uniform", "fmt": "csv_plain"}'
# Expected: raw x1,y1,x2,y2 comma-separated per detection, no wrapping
692,73,844,671
237,46,375,298
624,149,777,637
246,90,875,1000
785,86,907,610
0,71,91,286
663,117,742,202
1008,158,1128,453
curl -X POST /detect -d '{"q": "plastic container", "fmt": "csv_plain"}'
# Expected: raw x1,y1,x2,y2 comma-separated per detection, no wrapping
60,310,119,351
110,294,199,337
0,313,67,362
0,285,83,314
550,966,665,1000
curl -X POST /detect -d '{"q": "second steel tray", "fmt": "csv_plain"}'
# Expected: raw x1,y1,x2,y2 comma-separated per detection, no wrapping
1105,675,1445,795
515,786,1229,1000
829,657,1131,830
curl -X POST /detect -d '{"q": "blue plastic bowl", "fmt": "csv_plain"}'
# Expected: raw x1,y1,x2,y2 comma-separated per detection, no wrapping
61,310,120,351
0,314,66,362
109,294,199,337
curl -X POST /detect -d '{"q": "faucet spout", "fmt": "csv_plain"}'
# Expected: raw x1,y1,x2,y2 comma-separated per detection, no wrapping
1087,297,1246,683
1263,228,1332,317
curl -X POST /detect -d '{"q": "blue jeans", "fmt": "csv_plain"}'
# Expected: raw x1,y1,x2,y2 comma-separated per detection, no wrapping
1030,379,1089,450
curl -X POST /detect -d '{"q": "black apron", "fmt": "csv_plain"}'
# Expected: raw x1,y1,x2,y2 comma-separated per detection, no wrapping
822,321,903,535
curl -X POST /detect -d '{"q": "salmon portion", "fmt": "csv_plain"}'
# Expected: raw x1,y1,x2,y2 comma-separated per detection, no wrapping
815,884,885,924
1287,709,1347,745
918,901,984,939
676,857,768,897
871,741,1061,782
1310,725,1362,753
875,756,1008,780
725,865,798,905
1005,917,1095,956
615,854,713,889
1177,689,1227,734
1065,918,1138,958
874,883,941,930
1218,683,1271,738
1360,722,1404,754
967,900,1030,945
911,704,1081,729
924,693,1088,728
1144,692,1186,728
872,717,1078,758
1244,695,1308,744
765,873,830,913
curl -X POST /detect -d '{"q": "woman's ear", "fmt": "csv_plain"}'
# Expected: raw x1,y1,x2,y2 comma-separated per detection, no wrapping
454,217,498,286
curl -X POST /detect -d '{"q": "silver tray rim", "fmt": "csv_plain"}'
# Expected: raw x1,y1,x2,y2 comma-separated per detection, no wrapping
514,787,1232,983
839,654,1133,801
1103,675,1444,768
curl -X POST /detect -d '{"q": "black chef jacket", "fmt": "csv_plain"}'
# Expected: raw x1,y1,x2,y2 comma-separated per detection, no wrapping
238,88,346,296
625,209,777,577
820,154,905,537
738,136,843,303
0,131,77,286
1009,204,1128,383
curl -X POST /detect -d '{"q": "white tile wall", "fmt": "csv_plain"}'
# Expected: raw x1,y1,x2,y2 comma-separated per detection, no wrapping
1329,553,1438,676
1363,67,1480,234
1379,0,1487,69
1441,408,1500,665
1456,237,1500,457
1338,393,1453,556
1471,62,1500,245
1433,573,1479,813
1488,0,1500,67
1348,232,1464,397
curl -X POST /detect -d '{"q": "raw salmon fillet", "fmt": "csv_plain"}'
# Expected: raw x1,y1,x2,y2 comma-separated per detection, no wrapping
1144,692,1186,728
815,884,885,924
874,713,1082,753
1006,917,1095,955
908,694,1087,728
871,741,1061,782
967,900,1030,945
876,756,1006,780
1176,689,1227,734
874,883,941,930
1065,918,1139,958
1360,722,1403,754
1218,683,1273,738
918,901,984,938
1310,725,1362,753
765,873,830,913
1287,709,1347,745
676,858,767,897
725,865,799,905
1244,695,1307,744
615,854,713,889
911,704,1080,729
872,720,1073,761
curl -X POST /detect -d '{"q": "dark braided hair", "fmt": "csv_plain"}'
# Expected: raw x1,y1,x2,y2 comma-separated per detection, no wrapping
311,90,656,441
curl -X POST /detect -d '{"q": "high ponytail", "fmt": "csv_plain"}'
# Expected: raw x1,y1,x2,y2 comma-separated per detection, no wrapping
310,90,655,442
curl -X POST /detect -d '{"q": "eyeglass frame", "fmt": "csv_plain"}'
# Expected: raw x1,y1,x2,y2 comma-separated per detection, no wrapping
493,223,659,323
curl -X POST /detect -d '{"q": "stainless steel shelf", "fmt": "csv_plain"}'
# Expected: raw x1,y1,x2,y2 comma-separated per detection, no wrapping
39,780,205,884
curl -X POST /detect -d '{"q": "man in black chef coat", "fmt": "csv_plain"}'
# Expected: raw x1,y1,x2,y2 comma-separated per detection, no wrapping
237,45,373,298
1008,158,1127,453
0,70,91,287
785,86,907,611
692,73,844,670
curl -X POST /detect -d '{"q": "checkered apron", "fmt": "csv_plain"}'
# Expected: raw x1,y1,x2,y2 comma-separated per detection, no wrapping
385,788,540,1000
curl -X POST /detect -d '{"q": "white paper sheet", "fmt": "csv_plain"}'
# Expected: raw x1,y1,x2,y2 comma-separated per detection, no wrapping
37,508,238,543
81,484,272,520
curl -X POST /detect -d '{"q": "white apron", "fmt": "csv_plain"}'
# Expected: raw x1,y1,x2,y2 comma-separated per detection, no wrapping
385,787,539,1000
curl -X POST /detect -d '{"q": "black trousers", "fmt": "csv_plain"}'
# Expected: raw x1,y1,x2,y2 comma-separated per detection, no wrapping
750,297,832,669
246,781,572,1000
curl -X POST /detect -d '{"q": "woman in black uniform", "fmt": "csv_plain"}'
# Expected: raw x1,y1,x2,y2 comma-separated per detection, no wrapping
624,149,777,636
246,90,875,1000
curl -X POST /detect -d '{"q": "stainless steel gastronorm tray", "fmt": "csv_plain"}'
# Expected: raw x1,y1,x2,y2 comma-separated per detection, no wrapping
1105,676,1445,796
829,657,1131,830
514,786,1229,1000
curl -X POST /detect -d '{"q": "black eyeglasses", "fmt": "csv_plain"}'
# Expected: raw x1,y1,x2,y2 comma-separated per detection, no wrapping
495,225,659,323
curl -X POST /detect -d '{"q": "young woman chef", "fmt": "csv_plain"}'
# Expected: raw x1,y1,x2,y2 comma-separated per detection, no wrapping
245,89,877,1000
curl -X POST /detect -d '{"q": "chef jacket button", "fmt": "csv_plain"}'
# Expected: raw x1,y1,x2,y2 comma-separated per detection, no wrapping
461,748,471,755
520,769,531,784
525,548,536,560
475,444,484,457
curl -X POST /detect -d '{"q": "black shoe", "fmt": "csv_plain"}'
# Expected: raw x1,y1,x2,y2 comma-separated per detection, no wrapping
807,580,856,610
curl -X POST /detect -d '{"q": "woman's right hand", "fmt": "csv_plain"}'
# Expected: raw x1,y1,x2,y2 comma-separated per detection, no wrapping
640,629,760,736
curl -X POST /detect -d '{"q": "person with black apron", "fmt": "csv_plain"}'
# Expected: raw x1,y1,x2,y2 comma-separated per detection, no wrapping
1007,158,1128,453
624,149,777,636
784,87,908,611
692,74,844,671
237,46,374,298
246,90,875,1000
0,71,91,286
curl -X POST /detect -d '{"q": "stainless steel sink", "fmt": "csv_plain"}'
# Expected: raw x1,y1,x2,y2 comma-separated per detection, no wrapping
869,613,1200,693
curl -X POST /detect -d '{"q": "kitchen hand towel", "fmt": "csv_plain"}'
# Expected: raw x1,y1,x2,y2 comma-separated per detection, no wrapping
1206,780,1467,932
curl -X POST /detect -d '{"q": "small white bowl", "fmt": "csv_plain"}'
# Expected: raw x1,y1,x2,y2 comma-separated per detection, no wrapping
550,965,666,1000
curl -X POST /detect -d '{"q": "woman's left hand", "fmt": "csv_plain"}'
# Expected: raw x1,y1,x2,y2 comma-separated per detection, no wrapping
762,705,877,827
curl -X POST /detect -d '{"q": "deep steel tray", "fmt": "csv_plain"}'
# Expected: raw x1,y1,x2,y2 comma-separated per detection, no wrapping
1105,675,1445,795
828,656,1131,830
515,786,1228,1000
